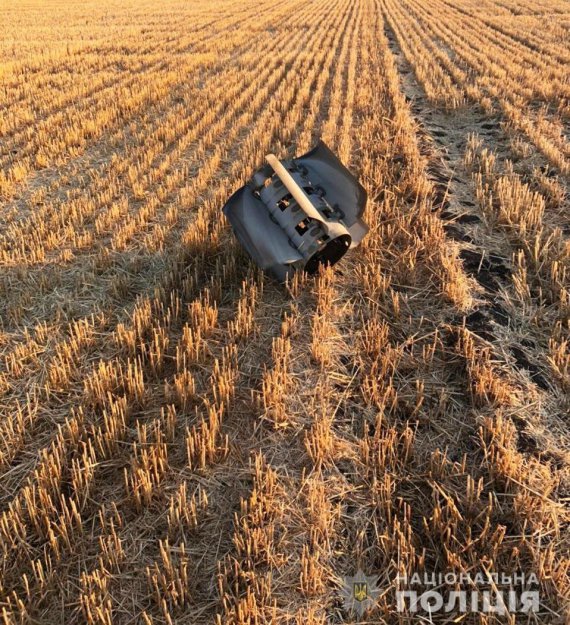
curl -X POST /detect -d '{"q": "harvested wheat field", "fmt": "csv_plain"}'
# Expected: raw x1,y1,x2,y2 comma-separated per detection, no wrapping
0,0,569,622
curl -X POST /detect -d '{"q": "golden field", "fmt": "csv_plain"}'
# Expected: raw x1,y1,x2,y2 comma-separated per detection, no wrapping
0,0,568,622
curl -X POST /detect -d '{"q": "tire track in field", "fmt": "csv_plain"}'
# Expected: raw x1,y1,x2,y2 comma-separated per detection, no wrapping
391,0,570,173
383,16,569,486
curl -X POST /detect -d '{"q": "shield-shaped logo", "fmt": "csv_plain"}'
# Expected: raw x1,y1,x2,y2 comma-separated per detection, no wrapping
354,581,368,602
340,569,380,616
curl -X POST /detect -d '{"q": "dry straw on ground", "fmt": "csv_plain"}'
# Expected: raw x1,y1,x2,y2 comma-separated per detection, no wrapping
0,0,568,622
